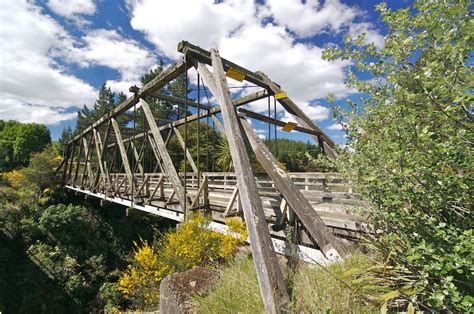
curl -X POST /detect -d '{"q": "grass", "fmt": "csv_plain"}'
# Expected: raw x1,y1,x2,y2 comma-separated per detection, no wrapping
194,253,380,313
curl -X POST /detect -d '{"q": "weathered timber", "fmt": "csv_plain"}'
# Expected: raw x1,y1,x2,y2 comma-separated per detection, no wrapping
141,98,190,210
130,141,144,175
150,92,212,111
68,57,189,145
111,118,136,189
82,135,95,187
257,72,337,159
106,89,269,148
93,127,112,192
237,108,321,136
72,139,81,183
240,118,346,260
173,127,198,172
178,41,271,88
207,50,290,313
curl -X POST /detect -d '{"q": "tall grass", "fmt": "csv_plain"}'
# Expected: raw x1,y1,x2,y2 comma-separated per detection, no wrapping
195,253,380,313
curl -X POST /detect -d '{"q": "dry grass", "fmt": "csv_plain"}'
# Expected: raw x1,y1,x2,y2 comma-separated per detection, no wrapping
195,253,380,313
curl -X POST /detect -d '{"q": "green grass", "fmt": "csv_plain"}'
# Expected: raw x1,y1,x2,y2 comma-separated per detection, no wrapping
195,253,380,313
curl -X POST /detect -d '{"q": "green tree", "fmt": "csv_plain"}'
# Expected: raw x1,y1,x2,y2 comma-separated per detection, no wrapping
324,0,473,311
58,125,73,153
0,120,51,170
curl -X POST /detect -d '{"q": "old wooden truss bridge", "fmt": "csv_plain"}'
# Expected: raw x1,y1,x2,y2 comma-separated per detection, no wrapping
58,41,370,312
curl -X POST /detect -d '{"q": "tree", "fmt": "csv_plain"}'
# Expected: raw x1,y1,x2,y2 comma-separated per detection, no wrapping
0,120,51,170
324,1,473,311
58,126,73,153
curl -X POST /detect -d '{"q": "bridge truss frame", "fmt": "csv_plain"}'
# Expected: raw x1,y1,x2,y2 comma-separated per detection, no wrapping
59,41,345,313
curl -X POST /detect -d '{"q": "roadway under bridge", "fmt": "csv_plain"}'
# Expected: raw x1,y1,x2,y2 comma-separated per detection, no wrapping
58,41,370,313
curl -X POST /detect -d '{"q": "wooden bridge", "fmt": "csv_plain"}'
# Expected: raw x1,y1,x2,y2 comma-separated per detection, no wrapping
59,41,369,313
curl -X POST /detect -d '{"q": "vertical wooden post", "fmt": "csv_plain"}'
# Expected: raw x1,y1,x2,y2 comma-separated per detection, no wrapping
240,117,345,260
205,50,290,313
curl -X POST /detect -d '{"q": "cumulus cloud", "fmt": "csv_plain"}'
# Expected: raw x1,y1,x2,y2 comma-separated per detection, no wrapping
128,0,257,58
125,0,381,127
65,29,157,94
266,0,358,37
0,0,96,124
47,0,96,25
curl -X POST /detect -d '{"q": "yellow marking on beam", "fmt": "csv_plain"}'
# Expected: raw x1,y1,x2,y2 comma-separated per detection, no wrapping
281,122,297,132
275,92,288,100
226,67,246,82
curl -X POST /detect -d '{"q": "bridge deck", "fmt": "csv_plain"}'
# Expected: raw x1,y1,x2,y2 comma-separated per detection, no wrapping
66,172,371,263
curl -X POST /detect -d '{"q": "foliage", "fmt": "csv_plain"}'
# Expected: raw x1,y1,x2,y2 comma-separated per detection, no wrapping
2,169,25,188
118,214,247,310
216,136,233,171
265,138,330,172
58,125,73,153
195,253,379,313
0,120,51,170
323,0,473,311
22,146,63,193
75,84,130,134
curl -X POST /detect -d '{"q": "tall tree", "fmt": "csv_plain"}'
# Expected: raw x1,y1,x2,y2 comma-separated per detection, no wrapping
324,0,473,311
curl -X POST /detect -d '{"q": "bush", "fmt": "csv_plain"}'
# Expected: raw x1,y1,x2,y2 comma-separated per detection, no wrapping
118,214,247,310
323,1,473,311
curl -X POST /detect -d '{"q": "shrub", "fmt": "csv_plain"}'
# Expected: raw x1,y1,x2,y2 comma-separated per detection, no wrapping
323,1,473,311
118,214,247,310
2,169,25,188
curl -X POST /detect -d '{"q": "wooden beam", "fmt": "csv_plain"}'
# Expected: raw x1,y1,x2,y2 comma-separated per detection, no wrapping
111,118,136,189
237,108,321,136
93,126,113,192
208,49,289,313
106,89,269,148
141,98,190,210
150,92,212,110
178,41,271,89
130,141,144,174
173,127,198,172
257,72,337,159
68,57,189,145
71,140,79,183
82,134,95,188
240,117,345,260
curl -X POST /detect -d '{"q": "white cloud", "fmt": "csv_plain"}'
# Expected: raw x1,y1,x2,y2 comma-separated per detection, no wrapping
0,100,76,125
348,22,384,48
128,0,257,58
266,0,358,37
327,122,346,130
219,23,352,103
267,0,384,47
65,29,157,94
0,0,96,124
47,0,96,25
126,0,367,127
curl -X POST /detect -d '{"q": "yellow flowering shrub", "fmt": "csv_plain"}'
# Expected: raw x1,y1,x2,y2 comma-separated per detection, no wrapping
117,214,248,309
118,241,167,307
3,169,25,188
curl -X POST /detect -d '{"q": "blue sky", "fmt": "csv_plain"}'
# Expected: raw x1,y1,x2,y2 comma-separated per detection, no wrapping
0,0,412,142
